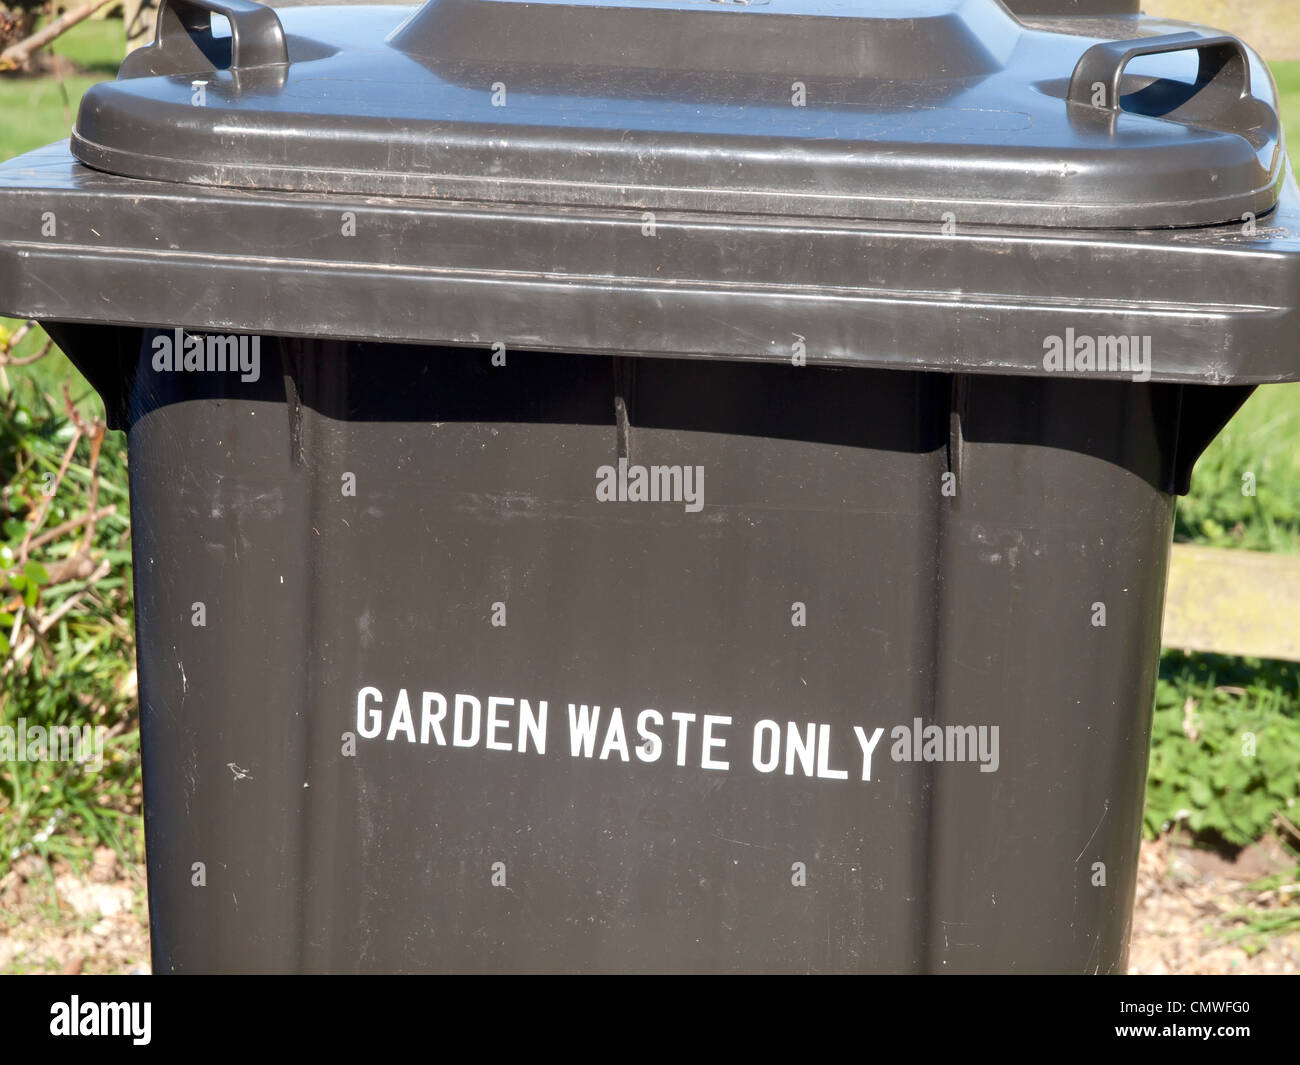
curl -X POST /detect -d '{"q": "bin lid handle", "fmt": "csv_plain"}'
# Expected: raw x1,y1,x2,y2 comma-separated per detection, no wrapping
1067,31,1251,117
122,0,289,77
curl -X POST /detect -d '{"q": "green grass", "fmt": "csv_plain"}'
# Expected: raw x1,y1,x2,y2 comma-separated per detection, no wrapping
1175,385,1300,553
0,323,103,422
0,16,121,162
1217,860,1300,953
1273,60,1300,148
43,15,124,77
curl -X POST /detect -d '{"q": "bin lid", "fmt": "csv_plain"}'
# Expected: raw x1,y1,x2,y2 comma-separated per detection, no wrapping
71,0,1285,228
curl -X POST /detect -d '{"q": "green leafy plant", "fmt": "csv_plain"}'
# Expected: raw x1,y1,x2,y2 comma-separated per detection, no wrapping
1146,652,1300,847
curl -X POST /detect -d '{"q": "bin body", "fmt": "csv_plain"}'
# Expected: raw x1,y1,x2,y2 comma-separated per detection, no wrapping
2,0,1299,972
122,341,1175,973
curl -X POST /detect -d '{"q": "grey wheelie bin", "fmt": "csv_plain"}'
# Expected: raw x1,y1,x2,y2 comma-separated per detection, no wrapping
1,0,1298,973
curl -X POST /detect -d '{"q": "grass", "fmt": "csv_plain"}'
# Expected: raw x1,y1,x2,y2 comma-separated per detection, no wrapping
0,323,102,422
1176,384,1300,553
1218,862,1300,953
1275,61,1300,147
1270,60,1300,131
0,16,121,162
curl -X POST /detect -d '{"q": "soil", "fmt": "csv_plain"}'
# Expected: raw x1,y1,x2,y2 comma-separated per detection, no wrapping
1128,835,1300,974
0,848,149,975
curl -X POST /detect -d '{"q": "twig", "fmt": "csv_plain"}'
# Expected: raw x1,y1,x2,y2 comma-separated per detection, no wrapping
23,505,117,553
8,604,24,653
37,564,110,633
55,385,111,555
80,430,104,554
17,425,83,564
0,338,54,368
0,0,119,71
3,558,112,668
